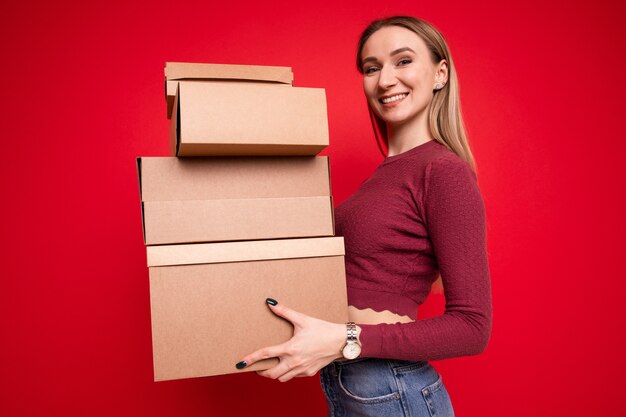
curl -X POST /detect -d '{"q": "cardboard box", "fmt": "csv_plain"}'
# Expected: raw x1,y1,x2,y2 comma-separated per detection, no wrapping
147,236,348,380
165,62,293,119
170,81,329,156
137,156,334,245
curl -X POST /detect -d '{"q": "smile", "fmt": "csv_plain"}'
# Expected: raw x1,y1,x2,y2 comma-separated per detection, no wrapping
380,93,408,104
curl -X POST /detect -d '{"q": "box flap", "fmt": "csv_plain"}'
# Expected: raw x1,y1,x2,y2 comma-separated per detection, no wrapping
169,84,180,154
136,158,147,243
147,236,345,267
165,62,293,84
137,156,330,201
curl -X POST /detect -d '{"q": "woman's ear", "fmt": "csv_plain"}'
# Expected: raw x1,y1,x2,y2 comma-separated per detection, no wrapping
434,59,449,89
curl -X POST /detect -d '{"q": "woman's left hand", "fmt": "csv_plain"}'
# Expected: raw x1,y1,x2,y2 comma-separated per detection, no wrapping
237,299,346,382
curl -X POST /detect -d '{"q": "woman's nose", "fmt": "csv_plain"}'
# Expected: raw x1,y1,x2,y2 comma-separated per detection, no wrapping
378,65,397,89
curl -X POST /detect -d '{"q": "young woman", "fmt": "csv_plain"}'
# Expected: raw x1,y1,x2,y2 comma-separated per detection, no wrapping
237,16,492,417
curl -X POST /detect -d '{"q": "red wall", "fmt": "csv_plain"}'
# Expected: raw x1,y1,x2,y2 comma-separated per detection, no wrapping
1,0,625,416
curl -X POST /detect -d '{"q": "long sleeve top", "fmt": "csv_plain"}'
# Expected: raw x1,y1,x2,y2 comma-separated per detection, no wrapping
334,139,492,361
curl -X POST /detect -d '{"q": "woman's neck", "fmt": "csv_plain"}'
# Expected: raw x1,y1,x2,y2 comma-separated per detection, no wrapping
386,113,432,157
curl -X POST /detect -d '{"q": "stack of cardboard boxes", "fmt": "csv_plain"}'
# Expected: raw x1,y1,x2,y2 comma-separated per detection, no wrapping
137,62,348,381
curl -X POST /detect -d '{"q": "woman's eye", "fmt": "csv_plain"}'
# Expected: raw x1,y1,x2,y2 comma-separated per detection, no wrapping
398,58,412,66
364,66,380,74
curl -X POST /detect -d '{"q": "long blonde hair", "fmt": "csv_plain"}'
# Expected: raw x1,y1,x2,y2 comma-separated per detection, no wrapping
357,16,476,171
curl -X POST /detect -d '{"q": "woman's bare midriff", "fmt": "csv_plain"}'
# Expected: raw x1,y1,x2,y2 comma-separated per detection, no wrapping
348,305,415,324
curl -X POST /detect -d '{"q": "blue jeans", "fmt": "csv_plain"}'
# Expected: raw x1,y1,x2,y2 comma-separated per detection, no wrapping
320,358,455,417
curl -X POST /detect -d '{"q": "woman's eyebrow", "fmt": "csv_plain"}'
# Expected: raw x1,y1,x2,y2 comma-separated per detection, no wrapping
390,47,415,56
362,47,416,65
362,56,378,65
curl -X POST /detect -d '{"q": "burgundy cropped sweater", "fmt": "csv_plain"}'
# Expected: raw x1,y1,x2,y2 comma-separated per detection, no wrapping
334,140,492,361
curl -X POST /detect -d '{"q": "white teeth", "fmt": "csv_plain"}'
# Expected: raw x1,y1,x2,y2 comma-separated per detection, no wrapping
381,93,408,104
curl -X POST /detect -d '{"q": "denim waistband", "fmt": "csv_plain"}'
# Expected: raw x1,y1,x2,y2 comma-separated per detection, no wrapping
331,357,429,369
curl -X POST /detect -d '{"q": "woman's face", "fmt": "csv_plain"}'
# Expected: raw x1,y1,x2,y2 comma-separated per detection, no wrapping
360,26,446,128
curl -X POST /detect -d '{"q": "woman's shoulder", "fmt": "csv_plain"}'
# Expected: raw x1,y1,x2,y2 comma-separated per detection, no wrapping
424,142,475,176
396,140,468,166
378,140,476,192
419,142,478,202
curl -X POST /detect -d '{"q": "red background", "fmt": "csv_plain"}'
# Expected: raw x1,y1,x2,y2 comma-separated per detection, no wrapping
1,0,625,415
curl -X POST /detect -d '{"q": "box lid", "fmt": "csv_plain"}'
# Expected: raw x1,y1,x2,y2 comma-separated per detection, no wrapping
137,156,331,201
165,62,293,83
165,62,293,118
146,237,345,267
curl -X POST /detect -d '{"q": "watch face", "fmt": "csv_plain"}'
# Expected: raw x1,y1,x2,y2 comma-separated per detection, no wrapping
342,343,361,360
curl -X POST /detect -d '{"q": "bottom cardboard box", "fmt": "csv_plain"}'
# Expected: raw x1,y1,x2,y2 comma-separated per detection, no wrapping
147,237,348,381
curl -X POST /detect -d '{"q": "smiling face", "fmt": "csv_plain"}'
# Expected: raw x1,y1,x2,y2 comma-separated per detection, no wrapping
360,26,447,129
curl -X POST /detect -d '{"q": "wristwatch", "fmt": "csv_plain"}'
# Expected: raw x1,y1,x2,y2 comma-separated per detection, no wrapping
341,322,362,360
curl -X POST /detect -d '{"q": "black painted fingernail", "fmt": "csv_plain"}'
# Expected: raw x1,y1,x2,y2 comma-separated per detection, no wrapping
235,361,247,369
266,298,278,306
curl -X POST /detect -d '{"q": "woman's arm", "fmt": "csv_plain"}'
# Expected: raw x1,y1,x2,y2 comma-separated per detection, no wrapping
359,155,492,360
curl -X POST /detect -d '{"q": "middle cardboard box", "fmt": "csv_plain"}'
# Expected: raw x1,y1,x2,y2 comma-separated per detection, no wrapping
137,156,334,245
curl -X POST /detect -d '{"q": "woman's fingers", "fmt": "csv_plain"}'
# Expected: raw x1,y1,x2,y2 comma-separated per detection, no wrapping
278,366,318,382
237,342,288,369
256,360,294,381
265,298,306,327
256,358,316,382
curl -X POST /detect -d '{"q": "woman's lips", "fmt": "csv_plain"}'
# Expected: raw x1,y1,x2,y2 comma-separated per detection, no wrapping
379,92,408,105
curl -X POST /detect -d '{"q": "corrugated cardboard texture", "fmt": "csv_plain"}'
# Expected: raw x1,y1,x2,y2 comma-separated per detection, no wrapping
149,255,348,380
146,236,345,267
138,156,330,201
165,62,293,119
143,196,334,245
172,81,329,156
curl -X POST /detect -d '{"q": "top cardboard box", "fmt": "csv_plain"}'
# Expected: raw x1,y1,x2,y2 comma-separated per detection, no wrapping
170,81,329,156
165,62,293,119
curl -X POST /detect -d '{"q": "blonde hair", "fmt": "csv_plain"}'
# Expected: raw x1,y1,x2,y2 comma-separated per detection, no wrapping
357,16,476,171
